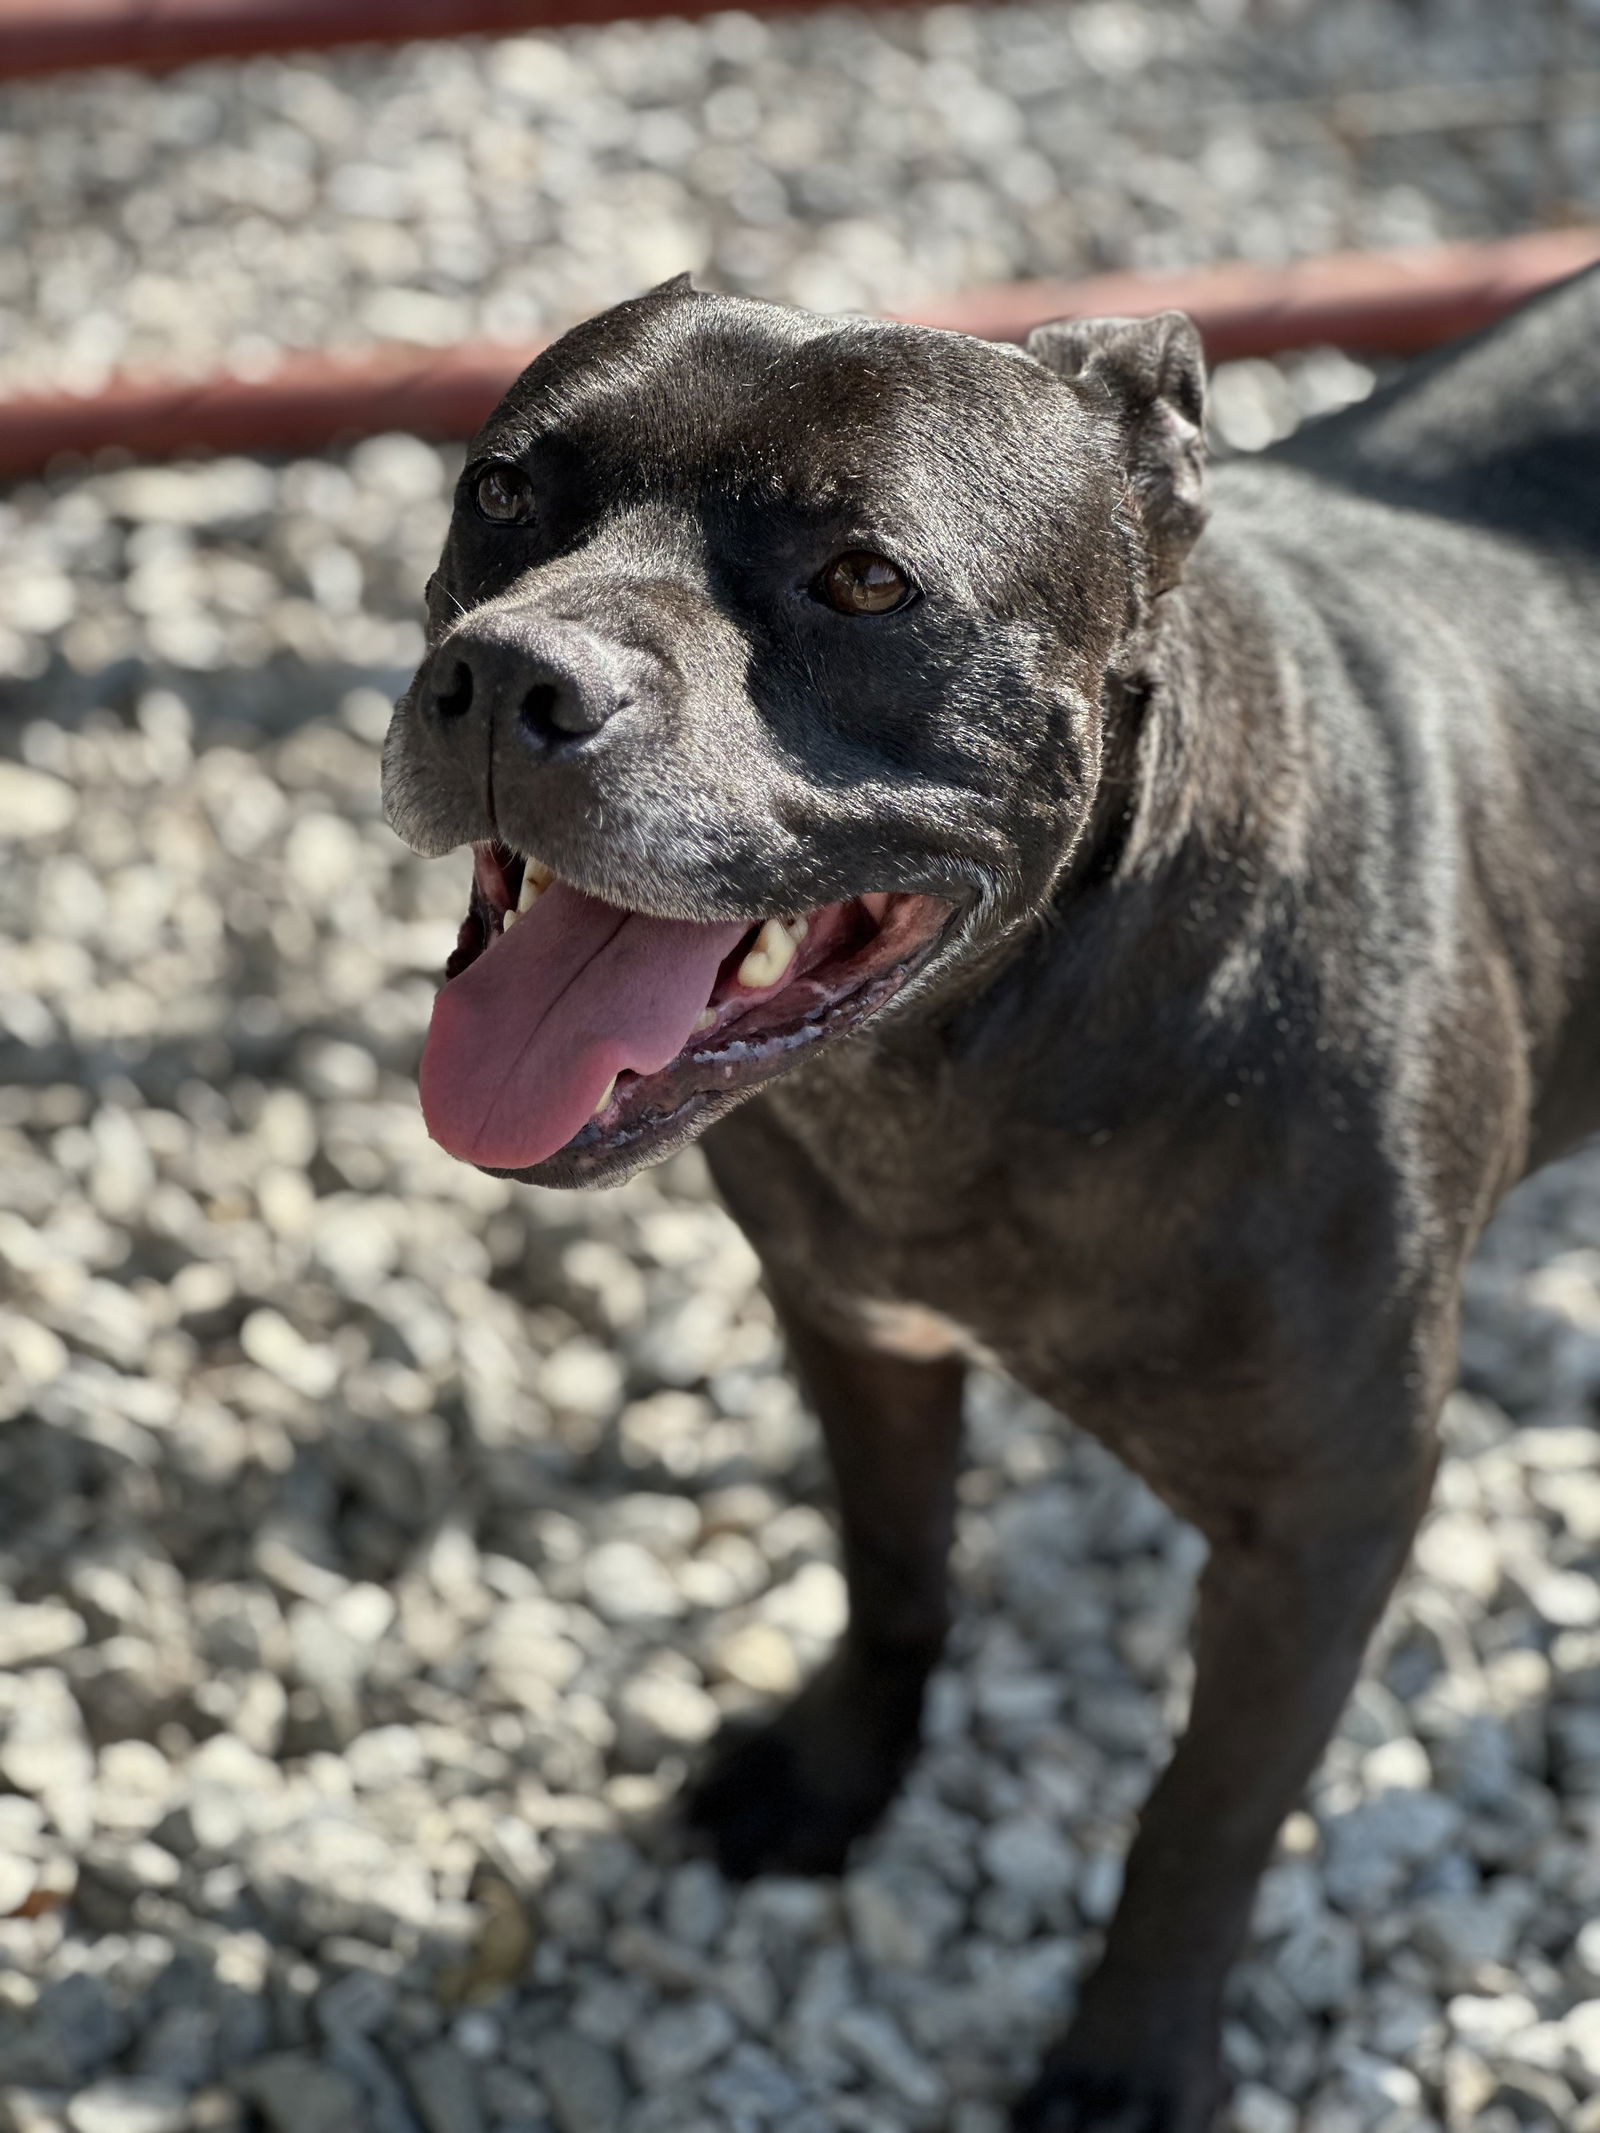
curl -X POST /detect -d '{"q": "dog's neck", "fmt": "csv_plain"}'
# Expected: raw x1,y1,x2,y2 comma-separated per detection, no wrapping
1102,547,1307,888
754,539,1315,1220
975,541,1312,1034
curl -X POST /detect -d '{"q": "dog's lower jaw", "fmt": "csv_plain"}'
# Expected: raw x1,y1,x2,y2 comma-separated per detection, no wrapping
489,1079,748,1191
435,850,960,1187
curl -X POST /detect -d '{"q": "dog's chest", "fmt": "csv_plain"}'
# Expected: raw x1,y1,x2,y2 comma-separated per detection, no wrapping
721,1073,1283,1417
850,1297,994,1364
754,1162,1073,1383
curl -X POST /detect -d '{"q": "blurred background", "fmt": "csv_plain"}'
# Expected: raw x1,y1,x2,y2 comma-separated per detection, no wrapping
3,3,1600,2132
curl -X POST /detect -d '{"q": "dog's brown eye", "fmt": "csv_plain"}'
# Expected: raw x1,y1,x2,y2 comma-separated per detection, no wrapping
475,462,535,525
818,551,914,616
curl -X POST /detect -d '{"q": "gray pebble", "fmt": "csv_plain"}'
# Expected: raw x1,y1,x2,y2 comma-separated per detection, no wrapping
407,2044,484,2133
234,2054,366,2133
660,1862,728,1952
623,2000,738,2090
317,1969,398,2043
528,2036,625,2133
833,2008,943,2111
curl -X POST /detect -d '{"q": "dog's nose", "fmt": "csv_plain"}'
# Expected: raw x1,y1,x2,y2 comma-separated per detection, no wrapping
431,617,629,753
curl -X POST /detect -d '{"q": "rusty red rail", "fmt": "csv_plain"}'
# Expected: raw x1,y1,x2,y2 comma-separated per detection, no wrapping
0,0,925,78
909,227,1600,363
4,230,1597,481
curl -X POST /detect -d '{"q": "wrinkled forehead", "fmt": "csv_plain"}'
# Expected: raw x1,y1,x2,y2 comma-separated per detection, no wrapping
478,295,1086,531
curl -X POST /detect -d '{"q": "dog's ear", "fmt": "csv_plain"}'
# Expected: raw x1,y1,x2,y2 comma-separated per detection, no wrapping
1026,309,1206,595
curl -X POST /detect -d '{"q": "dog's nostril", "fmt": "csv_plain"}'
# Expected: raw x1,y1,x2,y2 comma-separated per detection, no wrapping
521,681,562,734
436,661,473,719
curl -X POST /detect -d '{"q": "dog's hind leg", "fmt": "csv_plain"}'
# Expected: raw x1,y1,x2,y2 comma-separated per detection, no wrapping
687,1297,965,1879
1015,1373,1440,2133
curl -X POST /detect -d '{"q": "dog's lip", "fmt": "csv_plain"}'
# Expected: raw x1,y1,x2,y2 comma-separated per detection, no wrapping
438,842,959,1177
502,915,958,1186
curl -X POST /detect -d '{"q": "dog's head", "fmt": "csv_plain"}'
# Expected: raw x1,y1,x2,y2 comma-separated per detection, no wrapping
384,278,1206,1186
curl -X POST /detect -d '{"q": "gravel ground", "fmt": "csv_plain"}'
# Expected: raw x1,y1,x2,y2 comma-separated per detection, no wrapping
5,6,1600,2133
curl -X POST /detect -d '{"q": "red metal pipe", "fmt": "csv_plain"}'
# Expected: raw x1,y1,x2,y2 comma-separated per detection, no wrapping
909,227,1600,364
4,231,1597,482
0,0,928,78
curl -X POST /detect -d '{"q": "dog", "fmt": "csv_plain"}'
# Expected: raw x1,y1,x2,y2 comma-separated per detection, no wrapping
382,265,1600,2130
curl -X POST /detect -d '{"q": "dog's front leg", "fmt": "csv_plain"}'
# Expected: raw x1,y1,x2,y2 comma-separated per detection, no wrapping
1016,1429,1437,2133
688,1295,965,1878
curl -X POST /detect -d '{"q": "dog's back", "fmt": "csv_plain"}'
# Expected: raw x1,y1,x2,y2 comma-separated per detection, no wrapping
1235,262,1600,1168
1273,258,1600,541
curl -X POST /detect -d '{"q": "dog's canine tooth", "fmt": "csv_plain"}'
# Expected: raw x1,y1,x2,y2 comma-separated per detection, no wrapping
737,917,803,990
592,1074,617,1116
518,860,555,911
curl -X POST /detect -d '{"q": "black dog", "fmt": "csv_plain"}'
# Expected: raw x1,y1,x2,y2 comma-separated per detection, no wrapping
384,267,1600,2130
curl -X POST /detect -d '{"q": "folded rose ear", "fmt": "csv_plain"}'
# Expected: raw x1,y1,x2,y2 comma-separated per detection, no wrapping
1025,309,1207,595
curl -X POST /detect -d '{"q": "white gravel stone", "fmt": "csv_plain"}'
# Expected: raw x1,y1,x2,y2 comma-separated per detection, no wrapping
0,763,76,839
1413,1512,1502,1600
0,1605,86,1669
615,1670,720,1762
1563,2001,1600,2086
583,1543,685,1625
64,2084,187,2133
0,1673,94,1843
249,1813,436,1939
1448,1992,1540,2052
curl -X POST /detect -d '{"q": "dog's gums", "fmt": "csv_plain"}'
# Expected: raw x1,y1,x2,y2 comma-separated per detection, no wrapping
419,841,951,1179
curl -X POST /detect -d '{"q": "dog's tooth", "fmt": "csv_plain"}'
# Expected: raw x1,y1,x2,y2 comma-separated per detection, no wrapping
501,907,519,931
518,860,554,912
737,917,802,990
692,1007,717,1033
592,1075,617,1117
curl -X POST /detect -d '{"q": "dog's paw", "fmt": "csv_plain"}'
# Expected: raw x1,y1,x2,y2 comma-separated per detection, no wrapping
684,1653,923,1878
685,1722,879,1878
1011,2054,1220,2133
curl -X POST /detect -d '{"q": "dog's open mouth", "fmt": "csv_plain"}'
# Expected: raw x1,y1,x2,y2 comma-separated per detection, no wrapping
419,842,952,1175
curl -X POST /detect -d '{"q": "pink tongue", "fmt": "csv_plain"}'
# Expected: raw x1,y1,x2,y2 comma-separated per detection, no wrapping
420,882,749,1169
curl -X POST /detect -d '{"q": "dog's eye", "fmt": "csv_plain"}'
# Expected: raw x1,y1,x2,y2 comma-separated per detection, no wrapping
817,551,915,616
474,462,536,525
